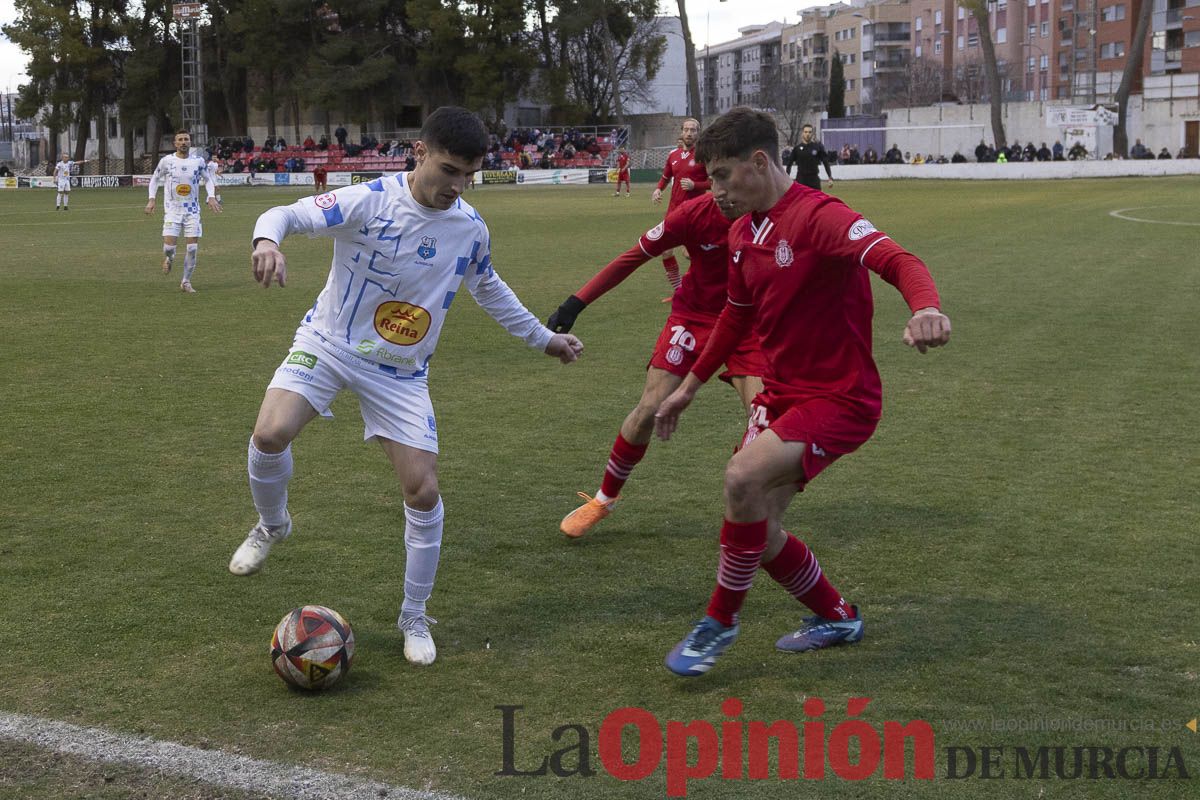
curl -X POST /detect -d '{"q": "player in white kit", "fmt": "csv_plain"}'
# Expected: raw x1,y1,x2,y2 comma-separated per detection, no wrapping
53,154,74,210
144,130,221,293
229,107,585,666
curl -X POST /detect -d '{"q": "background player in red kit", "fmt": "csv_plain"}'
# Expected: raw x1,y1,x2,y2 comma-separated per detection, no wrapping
614,146,631,197
651,118,710,295
654,107,952,678
547,193,765,538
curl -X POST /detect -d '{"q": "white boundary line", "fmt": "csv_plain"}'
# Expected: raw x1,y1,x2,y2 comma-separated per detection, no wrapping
1109,206,1200,227
0,711,468,800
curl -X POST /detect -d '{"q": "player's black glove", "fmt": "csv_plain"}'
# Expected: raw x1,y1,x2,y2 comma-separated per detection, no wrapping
547,295,587,333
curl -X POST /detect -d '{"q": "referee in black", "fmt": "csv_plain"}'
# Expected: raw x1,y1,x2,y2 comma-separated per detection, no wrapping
792,123,833,191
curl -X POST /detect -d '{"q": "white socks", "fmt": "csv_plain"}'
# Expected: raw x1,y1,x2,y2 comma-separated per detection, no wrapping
183,244,198,282
401,498,444,618
247,439,292,527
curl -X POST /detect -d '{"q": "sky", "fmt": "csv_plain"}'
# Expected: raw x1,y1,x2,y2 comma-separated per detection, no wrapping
0,0,823,93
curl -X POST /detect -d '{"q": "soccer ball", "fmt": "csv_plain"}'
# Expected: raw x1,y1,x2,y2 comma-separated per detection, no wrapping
270,605,355,690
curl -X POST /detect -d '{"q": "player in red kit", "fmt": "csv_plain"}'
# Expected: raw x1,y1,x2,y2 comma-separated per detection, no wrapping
614,147,631,197
548,193,765,538
654,107,952,678
651,118,709,296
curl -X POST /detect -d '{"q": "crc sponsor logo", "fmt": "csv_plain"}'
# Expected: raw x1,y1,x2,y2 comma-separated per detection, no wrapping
315,192,337,210
848,219,877,241
286,351,319,370
175,184,192,196
374,301,431,345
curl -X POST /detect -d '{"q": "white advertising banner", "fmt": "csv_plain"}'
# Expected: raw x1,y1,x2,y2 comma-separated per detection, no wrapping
515,169,591,186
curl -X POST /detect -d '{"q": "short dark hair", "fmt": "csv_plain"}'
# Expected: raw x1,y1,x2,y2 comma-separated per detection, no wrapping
695,106,780,164
175,129,190,137
420,106,489,160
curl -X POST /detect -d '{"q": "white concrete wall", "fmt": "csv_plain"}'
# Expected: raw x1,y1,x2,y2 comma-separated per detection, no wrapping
829,158,1200,180
818,96,1200,161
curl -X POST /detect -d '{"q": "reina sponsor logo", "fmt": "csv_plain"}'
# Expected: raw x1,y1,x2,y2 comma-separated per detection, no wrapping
374,301,431,345
175,184,191,196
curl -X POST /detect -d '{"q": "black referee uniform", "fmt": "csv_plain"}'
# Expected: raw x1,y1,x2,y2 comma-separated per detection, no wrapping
792,140,833,191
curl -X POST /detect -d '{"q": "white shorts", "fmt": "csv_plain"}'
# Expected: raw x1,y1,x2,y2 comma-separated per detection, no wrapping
56,179,71,192
266,329,439,453
162,211,202,238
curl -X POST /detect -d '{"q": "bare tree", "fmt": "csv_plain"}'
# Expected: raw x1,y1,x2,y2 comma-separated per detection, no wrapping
676,0,701,118
879,57,943,110
761,64,822,145
1113,0,1153,157
957,1,1006,148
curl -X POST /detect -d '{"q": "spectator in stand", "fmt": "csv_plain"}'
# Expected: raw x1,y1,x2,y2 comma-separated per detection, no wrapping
265,135,276,151
243,136,255,153
312,164,328,193
519,150,532,169
1158,147,1172,159
863,146,878,164
335,124,348,148
975,139,989,162
292,156,306,173
912,153,925,165
318,134,329,150
884,143,903,164
1178,147,1192,159
276,137,287,151
303,135,316,151
1067,142,1087,160
562,141,576,160
951,151,967,163
837,143,852,165
935,154,949,164
1008,141,1023,162
1130,139,1150,159
1023,142,1037,162
1037,142,1051,161
284,156,296,172
995,149,1008,164
537,151,552,169
0,162,13,177
1052,141,1065,160
847,144,861,165
405,152,416,171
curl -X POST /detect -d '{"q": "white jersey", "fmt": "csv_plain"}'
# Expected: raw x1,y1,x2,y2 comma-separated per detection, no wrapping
53,160,74,183
206,159,220,183
253,172,553,378
148,153,214,215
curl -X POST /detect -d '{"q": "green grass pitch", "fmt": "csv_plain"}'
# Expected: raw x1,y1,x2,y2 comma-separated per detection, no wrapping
1,178,1197,798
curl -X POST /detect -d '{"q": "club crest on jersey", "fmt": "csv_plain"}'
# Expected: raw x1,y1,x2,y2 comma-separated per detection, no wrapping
775,239,794,268
666,345,685,366
417,236,437,260
848,219,877,241
314,192,337,209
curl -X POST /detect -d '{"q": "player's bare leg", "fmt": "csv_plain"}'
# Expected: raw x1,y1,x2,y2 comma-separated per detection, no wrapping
728,375,763,417
230,389,319,576
561,368,681,538
379,439,443,665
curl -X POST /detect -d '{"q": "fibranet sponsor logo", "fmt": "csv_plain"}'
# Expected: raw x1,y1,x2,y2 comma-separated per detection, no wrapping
374,302,430,345
374,348,418,367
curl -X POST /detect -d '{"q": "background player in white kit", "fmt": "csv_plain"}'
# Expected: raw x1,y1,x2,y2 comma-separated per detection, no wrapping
230,106,584,666
52,153,74,210
205,155,222,208
144,130,221,293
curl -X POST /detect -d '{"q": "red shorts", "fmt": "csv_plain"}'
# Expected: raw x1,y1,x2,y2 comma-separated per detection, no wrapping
618,169,630,182
740,394,878,487
648,311,765,383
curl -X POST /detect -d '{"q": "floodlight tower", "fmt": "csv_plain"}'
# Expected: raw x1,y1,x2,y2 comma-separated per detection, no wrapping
174,3,208,151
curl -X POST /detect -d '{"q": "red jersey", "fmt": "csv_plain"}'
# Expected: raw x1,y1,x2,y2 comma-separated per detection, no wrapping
617,152,630,173
697,184,940,421
575,194,732,318
657,147,710,208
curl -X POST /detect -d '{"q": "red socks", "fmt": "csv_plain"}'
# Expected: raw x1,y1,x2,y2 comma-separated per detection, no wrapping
706,519,768,626
762,533,854,621
599,433,648,499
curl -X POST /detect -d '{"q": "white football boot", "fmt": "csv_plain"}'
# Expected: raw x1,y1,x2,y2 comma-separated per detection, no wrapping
398,614,438,665
229,515,292,575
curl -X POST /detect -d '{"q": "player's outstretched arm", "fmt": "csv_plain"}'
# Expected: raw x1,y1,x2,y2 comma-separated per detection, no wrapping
654,374,702,441
251,238,288,288
545,333,583,364
547,295,587,333
902,307,951,354
207,197,222,213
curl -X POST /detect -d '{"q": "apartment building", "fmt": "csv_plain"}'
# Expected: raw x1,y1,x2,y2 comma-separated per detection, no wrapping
697,22,785,116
